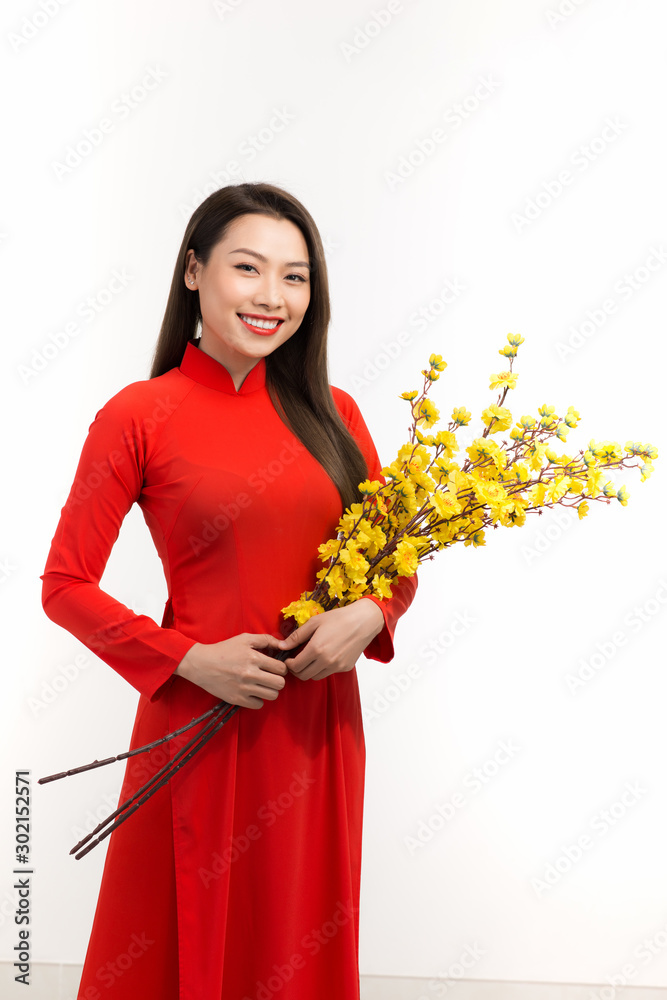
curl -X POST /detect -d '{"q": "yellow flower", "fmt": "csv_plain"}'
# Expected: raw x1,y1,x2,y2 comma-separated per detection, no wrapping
434,430,459,455
356,523,387,558
281,599,325,625
393,539,419,576
489,371,519,391
464,529,486,547
316,564,348,600
564,406,581,428
577,501,589,519
400,389,418,401
317,537,340,562
467,437,505,469
451,406,471,426
518,415,536,430
415,429,436,446
602,481,616,498
429,353,447,371
371,574,393,600
616,485,630,506
481,404,513,433
430,490,462,520
556,423,570,441
416,399,440,429
507,333,525,346
499,345,517,358
358,479,382,496
339,541,370,582
422,368,441,381
640,461,654,482
545,476,571,502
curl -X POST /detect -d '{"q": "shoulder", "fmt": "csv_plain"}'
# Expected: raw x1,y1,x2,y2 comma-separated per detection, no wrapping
90,368,192,427
330,384,366,431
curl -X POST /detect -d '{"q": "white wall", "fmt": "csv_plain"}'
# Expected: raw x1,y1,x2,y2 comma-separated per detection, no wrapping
2,0,666,991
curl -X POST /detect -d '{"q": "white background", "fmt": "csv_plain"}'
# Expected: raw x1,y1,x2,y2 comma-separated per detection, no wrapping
2,0,666,989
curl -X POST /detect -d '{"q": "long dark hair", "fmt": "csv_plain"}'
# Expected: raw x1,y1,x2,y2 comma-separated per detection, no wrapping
150,182,368,510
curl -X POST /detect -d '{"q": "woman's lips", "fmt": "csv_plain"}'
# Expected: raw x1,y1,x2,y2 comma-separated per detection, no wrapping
237,314,284,336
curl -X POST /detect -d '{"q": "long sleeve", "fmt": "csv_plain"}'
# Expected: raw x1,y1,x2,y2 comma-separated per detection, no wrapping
331,386,418,662
40,386,198,702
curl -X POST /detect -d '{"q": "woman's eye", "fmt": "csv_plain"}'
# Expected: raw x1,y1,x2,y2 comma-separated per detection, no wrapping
234,264,307,283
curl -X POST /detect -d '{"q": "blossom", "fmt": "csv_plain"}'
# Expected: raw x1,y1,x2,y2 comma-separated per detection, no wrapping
464,529,486,547
506,333,525,346
371,574,393,599
434,430,459,455
451,406,471,426
400,390,418,401
358,479,382,496
489,371,518,391
429,353,447,371
481,404,512,433
281,599,325,625
416,399,440,428
430,490,462,520
393,539,419,576
339,541,370,582
616,485,630,506
577,501,589,519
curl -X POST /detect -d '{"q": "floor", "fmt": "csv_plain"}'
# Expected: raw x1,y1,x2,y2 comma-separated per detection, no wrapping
3,963,667,999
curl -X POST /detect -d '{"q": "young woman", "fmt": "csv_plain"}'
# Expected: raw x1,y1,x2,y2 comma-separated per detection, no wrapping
41,181,418,999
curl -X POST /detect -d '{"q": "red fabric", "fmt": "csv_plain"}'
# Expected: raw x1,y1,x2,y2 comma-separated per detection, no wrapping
41,339,417,999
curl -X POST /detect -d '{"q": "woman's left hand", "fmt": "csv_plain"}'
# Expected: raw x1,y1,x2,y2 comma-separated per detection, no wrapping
277,599,385,681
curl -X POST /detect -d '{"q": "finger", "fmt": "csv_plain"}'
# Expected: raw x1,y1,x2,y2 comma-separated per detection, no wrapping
284,645,320,676
249,633,285,651
278,617,321,650
254,652,288,675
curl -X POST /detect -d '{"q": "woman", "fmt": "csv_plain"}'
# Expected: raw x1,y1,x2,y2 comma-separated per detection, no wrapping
41,181,417,999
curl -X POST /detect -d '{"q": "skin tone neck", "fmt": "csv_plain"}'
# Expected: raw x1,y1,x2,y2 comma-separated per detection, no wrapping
183,213,312,391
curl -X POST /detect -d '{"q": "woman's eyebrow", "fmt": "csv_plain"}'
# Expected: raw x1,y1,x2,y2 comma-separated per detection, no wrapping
228,247,311,270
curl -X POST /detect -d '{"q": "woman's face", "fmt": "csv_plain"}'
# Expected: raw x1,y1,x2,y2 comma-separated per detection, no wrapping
184,213,311,377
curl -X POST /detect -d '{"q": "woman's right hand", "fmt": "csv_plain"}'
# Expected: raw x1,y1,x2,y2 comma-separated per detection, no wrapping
174,634,287,708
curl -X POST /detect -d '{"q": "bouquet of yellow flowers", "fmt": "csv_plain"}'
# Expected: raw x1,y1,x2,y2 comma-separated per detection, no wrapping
41,334,657,858
282,333,656,624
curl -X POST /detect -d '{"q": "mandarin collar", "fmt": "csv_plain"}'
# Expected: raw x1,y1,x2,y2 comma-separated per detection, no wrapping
178,339,266,395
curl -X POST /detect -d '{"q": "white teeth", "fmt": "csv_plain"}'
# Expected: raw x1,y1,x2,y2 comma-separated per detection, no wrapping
239,314,281,330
